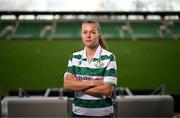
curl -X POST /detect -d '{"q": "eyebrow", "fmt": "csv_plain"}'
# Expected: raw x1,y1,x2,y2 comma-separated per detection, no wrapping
82,29,96,31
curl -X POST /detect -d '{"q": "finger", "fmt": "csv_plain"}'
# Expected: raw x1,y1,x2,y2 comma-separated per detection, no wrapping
66,74,74,80
69,73,76,78
65,76,70,80
69,73,77,80
67,73,74,79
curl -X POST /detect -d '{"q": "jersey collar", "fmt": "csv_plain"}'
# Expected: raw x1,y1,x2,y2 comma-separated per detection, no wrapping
82,45,102,59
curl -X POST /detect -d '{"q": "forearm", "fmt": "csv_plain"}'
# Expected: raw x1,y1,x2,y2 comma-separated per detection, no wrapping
84,84,114,96
63,73,103,92
64,79,93,91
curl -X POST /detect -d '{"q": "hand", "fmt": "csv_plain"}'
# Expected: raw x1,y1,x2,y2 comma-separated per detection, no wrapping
65,73,78,81
90,79,103,86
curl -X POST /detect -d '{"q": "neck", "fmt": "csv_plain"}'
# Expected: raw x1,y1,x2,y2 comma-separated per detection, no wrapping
85,45,98,60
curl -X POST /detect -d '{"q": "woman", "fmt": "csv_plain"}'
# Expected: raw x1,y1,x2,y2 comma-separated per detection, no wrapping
63,19,117,117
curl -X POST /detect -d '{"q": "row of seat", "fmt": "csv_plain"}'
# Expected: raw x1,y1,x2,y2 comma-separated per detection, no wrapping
0,20,180,40
0,86,174,117
1,95,173,117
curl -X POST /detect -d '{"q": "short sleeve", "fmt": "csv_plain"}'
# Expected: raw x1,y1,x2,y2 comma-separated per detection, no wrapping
103,54,117,85
64,54,75,78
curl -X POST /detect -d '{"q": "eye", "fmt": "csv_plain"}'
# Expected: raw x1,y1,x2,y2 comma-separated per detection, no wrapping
82,31,87,34
91,31,96,34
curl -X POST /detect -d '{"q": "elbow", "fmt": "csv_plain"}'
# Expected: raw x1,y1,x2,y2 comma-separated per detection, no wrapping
105,91,111,96
63,80,78,92
63,83,73,92
103,89,112,96
63,83,68,91
103,85,114,96
63,80,70,91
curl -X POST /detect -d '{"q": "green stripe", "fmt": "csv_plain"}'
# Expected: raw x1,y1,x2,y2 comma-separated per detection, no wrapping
74,55,82,60
68,66,116,77
99,55,116,61
68,66,105,76
71,54,115,61
104,68,117,77
75,66,105,76
67,66,75,75
73,97,112,108
69,54,81,60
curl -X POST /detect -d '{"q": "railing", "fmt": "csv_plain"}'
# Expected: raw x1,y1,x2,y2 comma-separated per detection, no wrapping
16,84,166,98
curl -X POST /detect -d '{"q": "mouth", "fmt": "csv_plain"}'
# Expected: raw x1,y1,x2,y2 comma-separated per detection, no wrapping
85,40,92,42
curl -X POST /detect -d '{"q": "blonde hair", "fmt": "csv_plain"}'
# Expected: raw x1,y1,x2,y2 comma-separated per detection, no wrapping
82,19,108,50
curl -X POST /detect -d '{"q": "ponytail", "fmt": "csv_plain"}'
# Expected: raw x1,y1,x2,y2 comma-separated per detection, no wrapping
99,34,108,50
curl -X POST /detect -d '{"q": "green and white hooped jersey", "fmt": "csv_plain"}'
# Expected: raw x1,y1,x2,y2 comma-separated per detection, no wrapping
64,45,117,116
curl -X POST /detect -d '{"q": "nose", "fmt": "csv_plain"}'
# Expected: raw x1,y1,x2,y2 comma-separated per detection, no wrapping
87,32,91,38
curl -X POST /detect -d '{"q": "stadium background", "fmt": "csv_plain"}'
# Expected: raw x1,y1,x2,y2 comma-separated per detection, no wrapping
0,0,180,116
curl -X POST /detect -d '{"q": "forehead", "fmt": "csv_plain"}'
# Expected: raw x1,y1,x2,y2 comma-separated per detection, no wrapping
82,23,98,30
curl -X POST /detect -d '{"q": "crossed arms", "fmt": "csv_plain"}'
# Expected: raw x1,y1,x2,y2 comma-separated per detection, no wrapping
63,73,114,96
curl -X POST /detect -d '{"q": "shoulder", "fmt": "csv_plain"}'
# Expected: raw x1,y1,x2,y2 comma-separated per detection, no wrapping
101,49,116,61
68,50,83,60
73,50,83,56
102,48,116,58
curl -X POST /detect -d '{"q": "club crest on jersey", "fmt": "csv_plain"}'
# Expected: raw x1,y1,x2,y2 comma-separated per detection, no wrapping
79,60,82,65
95,59,104,68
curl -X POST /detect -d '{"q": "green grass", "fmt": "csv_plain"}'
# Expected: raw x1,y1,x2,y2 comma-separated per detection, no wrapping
0,40,180,95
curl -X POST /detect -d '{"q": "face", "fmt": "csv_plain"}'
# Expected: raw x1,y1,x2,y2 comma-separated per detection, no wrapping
81,23,99,49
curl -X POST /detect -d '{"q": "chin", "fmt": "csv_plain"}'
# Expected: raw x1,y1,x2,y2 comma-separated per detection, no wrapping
85,44,98,49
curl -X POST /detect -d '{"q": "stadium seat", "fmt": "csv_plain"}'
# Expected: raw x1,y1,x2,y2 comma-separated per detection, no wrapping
10,20,52,39
100,22,121,39
1,96,69,117
50,21,81,39
115,95,174,118
0,20,15,38
171,21,180,40
131,21,161,39
2,19,178,40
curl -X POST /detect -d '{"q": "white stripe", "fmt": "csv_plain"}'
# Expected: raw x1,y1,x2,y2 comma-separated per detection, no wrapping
76,74,103,80
104,76,117,85
71,58,109,69
72,49,113,59
101,49,112,56
68,60,73,66
106,61,117,70
73,51,83,55
75,91,104,100
72,104,113,116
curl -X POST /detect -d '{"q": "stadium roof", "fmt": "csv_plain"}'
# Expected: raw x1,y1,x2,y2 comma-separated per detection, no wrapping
0,0,180,12
0,11,180,18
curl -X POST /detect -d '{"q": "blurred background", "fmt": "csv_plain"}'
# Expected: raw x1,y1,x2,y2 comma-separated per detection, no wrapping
0,0,180,116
